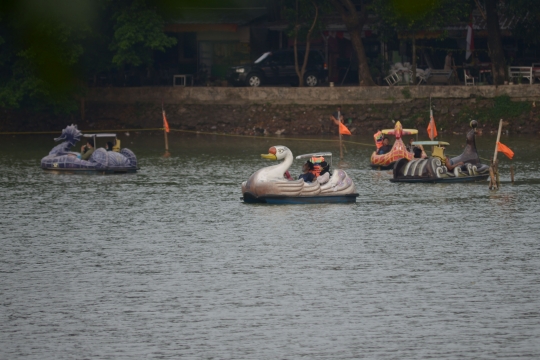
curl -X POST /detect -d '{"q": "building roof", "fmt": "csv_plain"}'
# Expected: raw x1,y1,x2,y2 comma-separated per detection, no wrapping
173,1,267,26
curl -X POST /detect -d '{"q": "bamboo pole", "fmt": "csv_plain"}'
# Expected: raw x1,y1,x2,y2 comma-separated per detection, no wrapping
493,119,503,162
164,128,169,152
489,119,503,190
338,110,343,160
162,102,170,157
510,165,515,184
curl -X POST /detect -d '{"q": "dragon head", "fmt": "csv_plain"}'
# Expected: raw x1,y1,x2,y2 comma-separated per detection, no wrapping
54,124,83,147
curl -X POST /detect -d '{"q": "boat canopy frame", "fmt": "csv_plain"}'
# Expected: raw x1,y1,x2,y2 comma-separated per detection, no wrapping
83,133,118,149
295,152,333,169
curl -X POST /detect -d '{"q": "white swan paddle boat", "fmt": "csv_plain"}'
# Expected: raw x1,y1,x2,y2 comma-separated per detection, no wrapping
241,146,358,204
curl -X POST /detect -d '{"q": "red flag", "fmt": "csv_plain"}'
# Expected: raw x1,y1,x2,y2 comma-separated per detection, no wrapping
339,122,351,135
427,109,438,140
162,110,170,133
497,142,514,159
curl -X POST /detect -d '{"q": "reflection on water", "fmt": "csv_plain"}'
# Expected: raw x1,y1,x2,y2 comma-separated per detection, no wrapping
1,133,539,359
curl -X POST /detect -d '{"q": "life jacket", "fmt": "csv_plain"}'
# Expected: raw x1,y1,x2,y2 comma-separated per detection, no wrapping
310,165,321,178
374,131,383,149
308,156,324,177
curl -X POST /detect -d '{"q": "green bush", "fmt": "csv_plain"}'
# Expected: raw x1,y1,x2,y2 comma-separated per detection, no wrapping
401,88,411,99
476,95,530,125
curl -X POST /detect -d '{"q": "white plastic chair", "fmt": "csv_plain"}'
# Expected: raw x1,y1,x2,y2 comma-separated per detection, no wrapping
464,69,476,86
385,72,401,86
416,69,427,85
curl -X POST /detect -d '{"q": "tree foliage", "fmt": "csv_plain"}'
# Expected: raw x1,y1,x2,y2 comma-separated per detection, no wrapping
374,0,470,35
0,0,178,113
109,0,177,67
374,0,470,83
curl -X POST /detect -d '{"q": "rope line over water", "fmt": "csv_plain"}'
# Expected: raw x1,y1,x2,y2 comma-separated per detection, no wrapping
0,127,376,148
1,127,492,161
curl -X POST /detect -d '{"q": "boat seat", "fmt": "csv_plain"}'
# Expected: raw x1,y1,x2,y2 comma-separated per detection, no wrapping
431,146,445,161
317,172,330,184
113,139,121,152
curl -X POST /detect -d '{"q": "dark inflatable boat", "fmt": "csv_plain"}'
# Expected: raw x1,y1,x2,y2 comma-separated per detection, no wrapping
41,125,138,174
390,120,490,183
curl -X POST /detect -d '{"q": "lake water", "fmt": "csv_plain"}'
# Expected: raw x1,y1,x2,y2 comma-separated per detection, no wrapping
1,131,539,359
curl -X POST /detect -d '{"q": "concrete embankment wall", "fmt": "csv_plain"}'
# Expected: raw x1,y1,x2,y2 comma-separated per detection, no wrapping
2,85,539,135
78,85,540,136
85,85,540,105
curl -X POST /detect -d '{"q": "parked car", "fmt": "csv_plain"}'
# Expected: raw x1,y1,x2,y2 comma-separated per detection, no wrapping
228,49,327,87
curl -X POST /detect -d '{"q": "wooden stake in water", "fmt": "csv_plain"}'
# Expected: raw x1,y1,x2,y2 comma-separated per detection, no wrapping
510,165,515,184
162,103,170,157
338,110,343,160
489,119,503,190
493,119,503,163
164,128,169,152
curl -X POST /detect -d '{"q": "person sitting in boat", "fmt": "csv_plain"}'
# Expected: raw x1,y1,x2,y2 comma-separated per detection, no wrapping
80,139,95,160
106,141,114,151
376,137,392,155
433,146,464,171
298,161,316,183
319,161,331,177
444,155,464,171
407,138,425,159
317,161,331,184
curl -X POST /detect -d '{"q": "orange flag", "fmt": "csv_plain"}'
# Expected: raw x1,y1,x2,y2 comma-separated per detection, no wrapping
427,109,437,140
497,141,514,159
162,110,170,133
339,122,351,135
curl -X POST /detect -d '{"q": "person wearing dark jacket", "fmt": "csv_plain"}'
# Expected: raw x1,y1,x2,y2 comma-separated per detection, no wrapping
298,161,315,182
377,137,392,155
80,139,95,160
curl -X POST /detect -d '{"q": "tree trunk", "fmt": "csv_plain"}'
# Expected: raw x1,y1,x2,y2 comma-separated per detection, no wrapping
293,1,318,87
330,0,376,86
412,35,417,85
484,0,506,85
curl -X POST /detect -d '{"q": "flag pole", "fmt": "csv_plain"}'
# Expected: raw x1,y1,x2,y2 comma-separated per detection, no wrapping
430,96,434,140
338,110,343,160
161,101,171,157
493,118,503,163
489,119,503,190
162,102,169,154
164,125,169,152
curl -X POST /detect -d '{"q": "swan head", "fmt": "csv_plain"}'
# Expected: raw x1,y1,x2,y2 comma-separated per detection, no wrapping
261,146,290,161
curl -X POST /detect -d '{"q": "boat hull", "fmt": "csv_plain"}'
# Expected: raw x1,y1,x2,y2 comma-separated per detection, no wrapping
242,192,358,204
370,162,396,170
42,168,138,175
41,148,138,174
370,138,413,170
390,174,489,183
